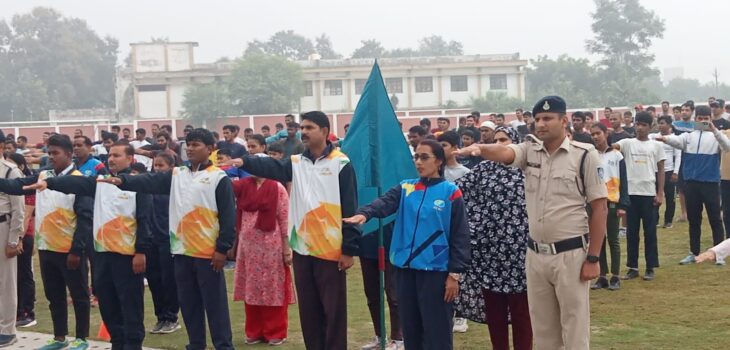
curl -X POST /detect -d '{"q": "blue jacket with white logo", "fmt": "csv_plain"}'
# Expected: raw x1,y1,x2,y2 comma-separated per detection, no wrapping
664,129,730,183
356,177,470,272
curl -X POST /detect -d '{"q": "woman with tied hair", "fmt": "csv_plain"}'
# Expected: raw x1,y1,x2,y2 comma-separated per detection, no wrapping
454,126,533,350
345,140,470,350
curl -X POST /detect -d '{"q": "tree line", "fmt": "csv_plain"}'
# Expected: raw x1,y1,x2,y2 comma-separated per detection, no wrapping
1,1,729,123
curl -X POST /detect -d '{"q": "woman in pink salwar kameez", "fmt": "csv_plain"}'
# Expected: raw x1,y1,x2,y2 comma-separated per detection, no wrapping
232,175,295,346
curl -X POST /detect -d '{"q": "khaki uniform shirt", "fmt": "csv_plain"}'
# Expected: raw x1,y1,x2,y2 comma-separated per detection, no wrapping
0,160,25,244
508,136,607,243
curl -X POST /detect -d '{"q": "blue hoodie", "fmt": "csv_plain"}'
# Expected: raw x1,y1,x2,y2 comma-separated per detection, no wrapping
664,129,730,182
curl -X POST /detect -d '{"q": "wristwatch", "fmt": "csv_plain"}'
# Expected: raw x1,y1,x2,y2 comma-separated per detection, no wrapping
586,255,600,263
448,273,461,281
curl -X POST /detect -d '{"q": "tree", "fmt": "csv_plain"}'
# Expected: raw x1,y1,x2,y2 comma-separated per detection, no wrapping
382,48,418,58
417,35,463,56
244,30,314,60
0,7,118,121
181,80,235,125
315,34,342,59
228,54,303,114
351,39,385,59
586,0,665,105
469,92,524,113
526,55,600,108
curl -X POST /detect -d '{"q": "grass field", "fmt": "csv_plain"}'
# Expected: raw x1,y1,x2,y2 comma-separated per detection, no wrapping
26,217,730,349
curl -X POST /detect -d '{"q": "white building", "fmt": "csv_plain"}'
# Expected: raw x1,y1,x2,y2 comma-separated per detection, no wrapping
118,42,527,119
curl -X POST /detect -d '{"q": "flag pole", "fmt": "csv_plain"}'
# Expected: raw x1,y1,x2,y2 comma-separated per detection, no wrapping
377,190,387,349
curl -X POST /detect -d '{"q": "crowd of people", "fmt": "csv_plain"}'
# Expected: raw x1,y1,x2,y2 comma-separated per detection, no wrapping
0,96,729,350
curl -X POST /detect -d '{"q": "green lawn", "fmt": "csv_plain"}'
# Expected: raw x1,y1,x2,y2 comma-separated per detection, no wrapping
28,218,730,349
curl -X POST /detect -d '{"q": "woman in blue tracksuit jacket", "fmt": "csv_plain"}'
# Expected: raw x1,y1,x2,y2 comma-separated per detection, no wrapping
344,139,470,350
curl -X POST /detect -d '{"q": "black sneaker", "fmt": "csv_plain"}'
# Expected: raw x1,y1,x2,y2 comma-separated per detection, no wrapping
0,334,17,348
643,269,655,281
621,269,640,280
608,276,621,291
150,321,165,334
16,316,37,328
591,276,609,290
158,321,181,334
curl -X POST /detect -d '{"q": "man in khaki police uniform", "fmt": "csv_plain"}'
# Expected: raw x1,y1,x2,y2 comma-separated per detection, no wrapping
0,153,26,348
456,96,608,349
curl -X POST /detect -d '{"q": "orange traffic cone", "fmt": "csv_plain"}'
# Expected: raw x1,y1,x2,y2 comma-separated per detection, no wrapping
97,321,111,341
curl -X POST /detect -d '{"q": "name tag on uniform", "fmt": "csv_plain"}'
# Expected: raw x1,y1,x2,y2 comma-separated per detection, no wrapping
527,162,541,169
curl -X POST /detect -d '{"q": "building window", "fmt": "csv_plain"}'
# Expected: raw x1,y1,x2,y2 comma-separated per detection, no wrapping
137,84,167,92
385,78,403,94
303,81,313,96
415,76,433,93
450,76,468,92
355,79,367,95
324,80,343,96
490,74,508,90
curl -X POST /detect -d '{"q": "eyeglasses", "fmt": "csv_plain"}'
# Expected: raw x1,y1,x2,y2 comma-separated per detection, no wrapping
413,153,434,161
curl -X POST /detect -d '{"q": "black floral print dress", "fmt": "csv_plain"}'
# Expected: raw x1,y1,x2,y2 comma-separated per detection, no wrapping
454,159,529,323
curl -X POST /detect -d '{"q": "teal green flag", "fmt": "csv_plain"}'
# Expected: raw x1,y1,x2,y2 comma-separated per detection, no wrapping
342,61,417,234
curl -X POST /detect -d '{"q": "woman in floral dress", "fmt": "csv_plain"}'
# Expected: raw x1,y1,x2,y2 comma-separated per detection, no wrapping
454,127,533,350
232,159,295,346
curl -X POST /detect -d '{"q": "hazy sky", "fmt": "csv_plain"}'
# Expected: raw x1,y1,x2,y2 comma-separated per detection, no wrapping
3,0,727,83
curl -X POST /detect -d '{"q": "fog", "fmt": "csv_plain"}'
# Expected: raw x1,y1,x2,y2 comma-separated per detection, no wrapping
3,0,727,83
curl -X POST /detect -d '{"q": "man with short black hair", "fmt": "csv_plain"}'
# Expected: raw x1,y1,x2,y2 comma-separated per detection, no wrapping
99,129,236,350
465,115,476,128
419,118,432,134
243,128,254,141
407,126,427,153
613,112,666,281
74,136,108,177
494,114,505,128
219,125,248,159
608,112,631,146
603,107,613,120
28,142,153,350
122,128,131,141
16,136,29,155
0,134,93,350
261,125,271,138
435,117,451,136
571,112,594,144
282,122,305,159
710,100,730,128
510,108,526,129
660,101,671,117
438,131,470,182
238,111,360,350
649,116,682,229
623,111,636,136
656,106,730,266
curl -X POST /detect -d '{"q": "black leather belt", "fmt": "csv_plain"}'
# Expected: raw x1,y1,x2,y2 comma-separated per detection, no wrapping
0,214,9,224
528,234,589,255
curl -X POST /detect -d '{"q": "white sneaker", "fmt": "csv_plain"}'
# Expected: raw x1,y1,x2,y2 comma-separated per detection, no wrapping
716,257,726,266
453,317,468,333
361,336,383,350
385,340,405,350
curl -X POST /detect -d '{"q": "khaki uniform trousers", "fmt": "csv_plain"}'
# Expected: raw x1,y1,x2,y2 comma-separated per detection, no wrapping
0,221,17,336
526,247,590,350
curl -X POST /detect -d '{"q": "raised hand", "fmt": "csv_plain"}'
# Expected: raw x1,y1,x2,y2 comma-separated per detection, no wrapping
342,214,367,225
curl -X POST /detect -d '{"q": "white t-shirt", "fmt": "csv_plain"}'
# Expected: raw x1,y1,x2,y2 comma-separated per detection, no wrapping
92,144,107,156
616,138,666,196
129,140,150,150
649,133,681,173
445,163,470,182
509,120,526,129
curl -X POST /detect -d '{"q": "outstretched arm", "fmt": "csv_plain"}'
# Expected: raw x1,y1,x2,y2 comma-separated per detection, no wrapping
239,156,293,183
116,171,173,195
45,176,98,197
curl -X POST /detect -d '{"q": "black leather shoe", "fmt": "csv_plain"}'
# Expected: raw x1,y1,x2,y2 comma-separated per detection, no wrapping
608,276,621,290
621,269,640,280
643,269,655,281
591,276,609,290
